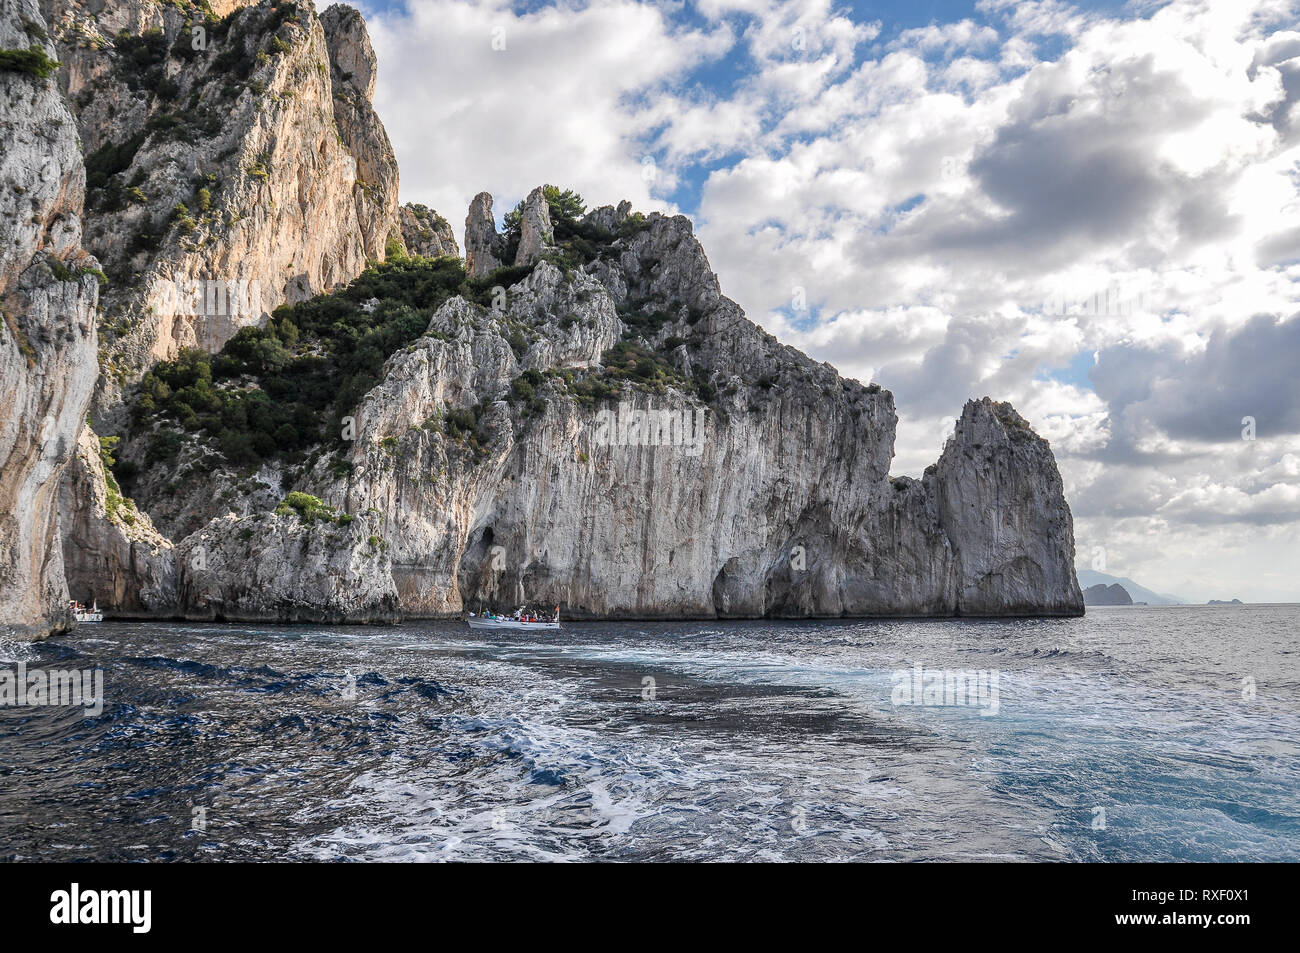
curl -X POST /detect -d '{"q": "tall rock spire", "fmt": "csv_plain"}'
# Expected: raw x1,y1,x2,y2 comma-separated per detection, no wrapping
464,191,503,278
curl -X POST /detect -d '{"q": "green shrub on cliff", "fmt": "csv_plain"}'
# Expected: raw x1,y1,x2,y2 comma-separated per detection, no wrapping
499,186,623,271
112,28,168,91
275,491,343,524
136,256,470,466
0,46,60,79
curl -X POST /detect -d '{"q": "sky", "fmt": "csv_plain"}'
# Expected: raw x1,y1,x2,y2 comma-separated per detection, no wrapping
354,0,1300,603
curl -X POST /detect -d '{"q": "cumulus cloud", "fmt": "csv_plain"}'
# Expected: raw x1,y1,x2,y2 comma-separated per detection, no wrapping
1159,481,1300,524
1094,312,1300,448
360,0,733,227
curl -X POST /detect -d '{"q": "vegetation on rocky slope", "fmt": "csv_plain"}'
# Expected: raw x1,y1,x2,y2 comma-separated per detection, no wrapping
502,185,648,274
0,46,60,79
122,187,702,495
132,255,471,466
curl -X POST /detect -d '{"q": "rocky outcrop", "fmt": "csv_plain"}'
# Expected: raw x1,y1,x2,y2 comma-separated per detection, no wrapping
1084,583,1133,606
0,0,100,640
585,200,631,235
320,2,399,263
225,196,1076,620
58,425,178,616
175,509,398,623
513,186,553,267
464,191,502,278
399,203,458,258
114,188,1083,620
41,0,402,420
932,399,1083,615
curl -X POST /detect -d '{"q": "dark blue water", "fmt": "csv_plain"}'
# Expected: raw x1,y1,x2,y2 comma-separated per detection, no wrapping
2,606,1297,861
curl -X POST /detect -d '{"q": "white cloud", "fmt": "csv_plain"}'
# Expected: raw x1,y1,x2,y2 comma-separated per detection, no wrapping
361,0,733,227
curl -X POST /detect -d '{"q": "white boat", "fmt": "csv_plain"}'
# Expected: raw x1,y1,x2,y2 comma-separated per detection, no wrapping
72,601,102,623
467,608,561,631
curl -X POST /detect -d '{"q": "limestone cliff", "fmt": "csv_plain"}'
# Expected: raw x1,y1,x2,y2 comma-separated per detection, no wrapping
320,2,398,263
933,399,1084,616
0,0,99,639
42,0,419,620
399,203,458,259
41,0,401,419
115,189,1084,620
58,424,177,616
331,211,1080,618
175,507,398,623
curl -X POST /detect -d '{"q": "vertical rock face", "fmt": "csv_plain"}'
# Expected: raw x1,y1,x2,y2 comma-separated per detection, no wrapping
38,0,421,618
320,2,399,263
513,185,553,267
41,0,401,419
399,203,458,258
0,0,99,639
175,510,398,623
464,191,502,278
58,425,178,616
933,399,1083,615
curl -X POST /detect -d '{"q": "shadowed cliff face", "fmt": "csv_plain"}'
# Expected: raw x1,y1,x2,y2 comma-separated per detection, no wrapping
58,424,176,616
113,192,1083,621
0,0,100,639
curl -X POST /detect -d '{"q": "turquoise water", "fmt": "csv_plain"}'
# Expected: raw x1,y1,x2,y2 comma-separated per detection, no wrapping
1,605,1296,861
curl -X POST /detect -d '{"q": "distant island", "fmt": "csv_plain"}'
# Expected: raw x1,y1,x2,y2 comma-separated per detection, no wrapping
1076,570,1187,605
1083,583,1133,606
1207,599,1245,605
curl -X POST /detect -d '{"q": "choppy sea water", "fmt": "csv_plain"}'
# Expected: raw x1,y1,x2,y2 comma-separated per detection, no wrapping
1,606,1297,862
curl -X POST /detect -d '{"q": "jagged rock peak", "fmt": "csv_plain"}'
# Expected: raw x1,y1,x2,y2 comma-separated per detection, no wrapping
320,2,400,263
583,200,632,234
42,0,403,421
399,203,458,258
464,191,502,278
320,4,378,101
514,185,554,267
935,397,1083,616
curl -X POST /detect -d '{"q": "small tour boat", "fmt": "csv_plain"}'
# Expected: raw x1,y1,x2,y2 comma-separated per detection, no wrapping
467,606,561,631
72,600,103,623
